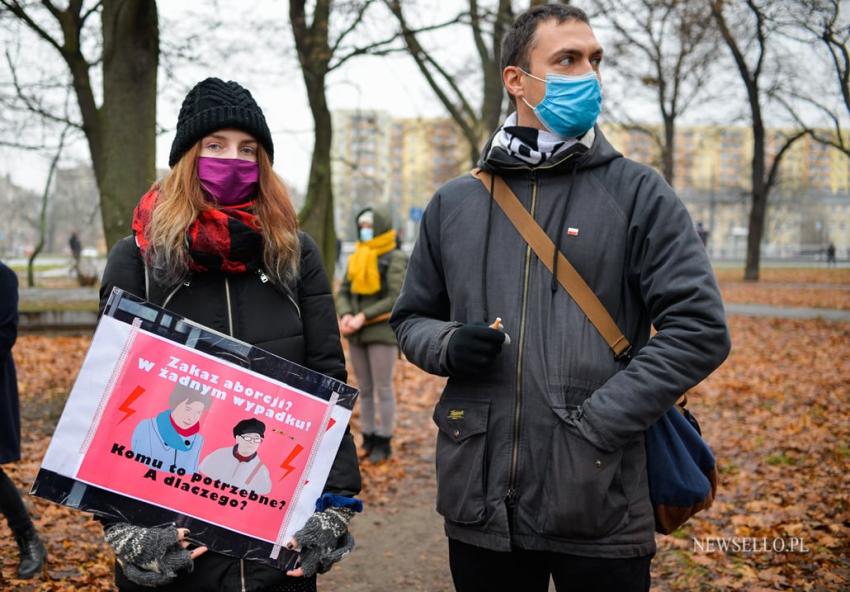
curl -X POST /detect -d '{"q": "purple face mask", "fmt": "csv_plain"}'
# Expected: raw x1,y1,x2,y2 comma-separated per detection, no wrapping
197,157,259,205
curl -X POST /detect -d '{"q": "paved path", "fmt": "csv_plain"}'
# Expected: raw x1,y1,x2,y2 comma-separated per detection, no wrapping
724,281,850,291
321,474,454,592
19,287,98,303
725,302,850,322
16,289,850,332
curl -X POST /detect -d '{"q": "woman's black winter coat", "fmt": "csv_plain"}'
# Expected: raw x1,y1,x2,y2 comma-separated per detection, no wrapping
99,232,360,592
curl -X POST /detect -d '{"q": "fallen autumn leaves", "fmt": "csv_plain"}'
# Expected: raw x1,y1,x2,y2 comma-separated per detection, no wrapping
1,289,848,590
718,268,850,311
651,316,850,591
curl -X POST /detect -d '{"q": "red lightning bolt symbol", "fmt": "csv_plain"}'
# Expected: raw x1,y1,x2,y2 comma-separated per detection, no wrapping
118,386,146,424
279,444,304,481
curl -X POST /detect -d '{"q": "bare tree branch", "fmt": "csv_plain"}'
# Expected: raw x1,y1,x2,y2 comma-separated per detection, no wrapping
598,0,718,183
79,0,102,29
329,13,464,72
745,0,768,81
0,0,65,54
329,0,376,56
774,88,848,157
383,0,480,154
4,48,83,128
384,0,511,162
765,129,808,194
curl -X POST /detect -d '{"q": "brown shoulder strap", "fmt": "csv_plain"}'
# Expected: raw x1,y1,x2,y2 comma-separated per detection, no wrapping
472,169,631,359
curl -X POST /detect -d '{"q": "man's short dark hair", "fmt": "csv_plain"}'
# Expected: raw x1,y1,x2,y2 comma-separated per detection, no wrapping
500,4,590,73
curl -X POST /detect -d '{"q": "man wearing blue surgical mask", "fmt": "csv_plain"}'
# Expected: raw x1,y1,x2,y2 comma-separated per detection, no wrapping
392,4,729,592
506,14,604,138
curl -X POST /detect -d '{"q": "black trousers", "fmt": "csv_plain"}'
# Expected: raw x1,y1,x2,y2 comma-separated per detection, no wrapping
448,539,653,592
0,467,32,535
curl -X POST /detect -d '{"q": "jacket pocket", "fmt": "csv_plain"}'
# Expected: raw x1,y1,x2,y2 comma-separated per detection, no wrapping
433,398,490,525
538,384,630,540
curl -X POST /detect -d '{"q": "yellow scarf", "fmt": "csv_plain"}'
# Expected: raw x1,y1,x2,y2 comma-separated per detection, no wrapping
347,229,397,295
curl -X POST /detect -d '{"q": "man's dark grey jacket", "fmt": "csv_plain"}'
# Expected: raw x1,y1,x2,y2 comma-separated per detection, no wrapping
390,126,731,558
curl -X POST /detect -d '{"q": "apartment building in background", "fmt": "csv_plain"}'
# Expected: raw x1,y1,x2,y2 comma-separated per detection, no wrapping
331,111,849,257
3,111,845,259
331,109,466,241
605,123,850,258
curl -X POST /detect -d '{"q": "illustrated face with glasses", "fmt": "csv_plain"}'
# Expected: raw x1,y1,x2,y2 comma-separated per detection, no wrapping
236,432,264,455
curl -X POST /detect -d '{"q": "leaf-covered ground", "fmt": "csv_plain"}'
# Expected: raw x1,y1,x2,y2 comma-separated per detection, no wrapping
2,280,849,590
717,268,850,311
652,316,850,591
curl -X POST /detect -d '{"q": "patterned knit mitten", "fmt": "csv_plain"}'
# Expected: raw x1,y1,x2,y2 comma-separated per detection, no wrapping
105,523,194,587
292,507,356,577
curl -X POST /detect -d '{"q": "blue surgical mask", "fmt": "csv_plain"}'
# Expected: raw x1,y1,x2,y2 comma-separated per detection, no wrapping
359,227,374,242
520,70,602,138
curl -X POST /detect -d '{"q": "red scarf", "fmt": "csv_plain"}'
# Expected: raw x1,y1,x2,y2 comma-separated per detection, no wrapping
232,445,257,463
170,416,200,437
132,188,264,275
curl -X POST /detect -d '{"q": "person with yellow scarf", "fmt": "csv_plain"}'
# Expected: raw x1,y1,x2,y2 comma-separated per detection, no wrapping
336,207,408,463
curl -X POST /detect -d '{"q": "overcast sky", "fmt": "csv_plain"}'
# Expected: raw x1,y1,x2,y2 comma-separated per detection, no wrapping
0,0,842,194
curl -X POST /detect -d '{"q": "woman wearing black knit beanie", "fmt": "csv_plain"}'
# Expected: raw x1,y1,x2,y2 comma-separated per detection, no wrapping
98,78,362,592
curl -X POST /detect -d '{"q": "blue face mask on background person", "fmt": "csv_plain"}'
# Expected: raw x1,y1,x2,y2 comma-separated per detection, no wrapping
359,227,374,242
520,70,602,138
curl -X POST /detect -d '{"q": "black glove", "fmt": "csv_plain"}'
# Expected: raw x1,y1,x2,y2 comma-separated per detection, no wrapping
105,523,194,587
446,323,506,377
290,506,356,577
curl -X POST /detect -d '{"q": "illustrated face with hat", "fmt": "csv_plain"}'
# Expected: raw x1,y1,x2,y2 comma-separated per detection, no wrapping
233,418,266,456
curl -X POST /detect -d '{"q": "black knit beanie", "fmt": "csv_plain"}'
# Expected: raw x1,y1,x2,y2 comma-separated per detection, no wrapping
169,78,274,166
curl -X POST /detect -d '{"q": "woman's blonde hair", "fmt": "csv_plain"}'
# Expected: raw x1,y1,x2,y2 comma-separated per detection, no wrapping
145,142,300,287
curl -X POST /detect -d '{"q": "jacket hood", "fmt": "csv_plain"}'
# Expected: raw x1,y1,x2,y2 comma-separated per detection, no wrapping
478,123,622,175
355,205,393,235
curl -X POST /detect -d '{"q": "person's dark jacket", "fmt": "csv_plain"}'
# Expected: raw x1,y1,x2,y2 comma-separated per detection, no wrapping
391,126,731,558
0,261,21,464
100,231,360,591
336,205,408,346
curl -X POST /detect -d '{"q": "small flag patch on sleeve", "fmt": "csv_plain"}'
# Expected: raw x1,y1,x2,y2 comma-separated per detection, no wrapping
567,227,579,236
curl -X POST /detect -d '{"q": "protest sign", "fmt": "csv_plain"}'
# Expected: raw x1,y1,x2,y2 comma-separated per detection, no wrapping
32,289,358,568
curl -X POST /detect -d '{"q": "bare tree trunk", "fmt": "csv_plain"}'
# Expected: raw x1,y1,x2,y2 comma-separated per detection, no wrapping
289,0,337,275
286,0,398,272
476,0,512,144
661,114,675,185
744,116,766,281
387,0,516,166
1,0,159,251
712,0,805,281
301,76,337,274
100,0,159,248
27,126,70,287
597,0,717,188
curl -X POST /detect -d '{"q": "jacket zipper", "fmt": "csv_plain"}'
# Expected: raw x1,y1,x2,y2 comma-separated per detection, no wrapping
162,279,190,308
258,269,301,319
505,173,538,515
240,557,246,592
224,276,235,337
